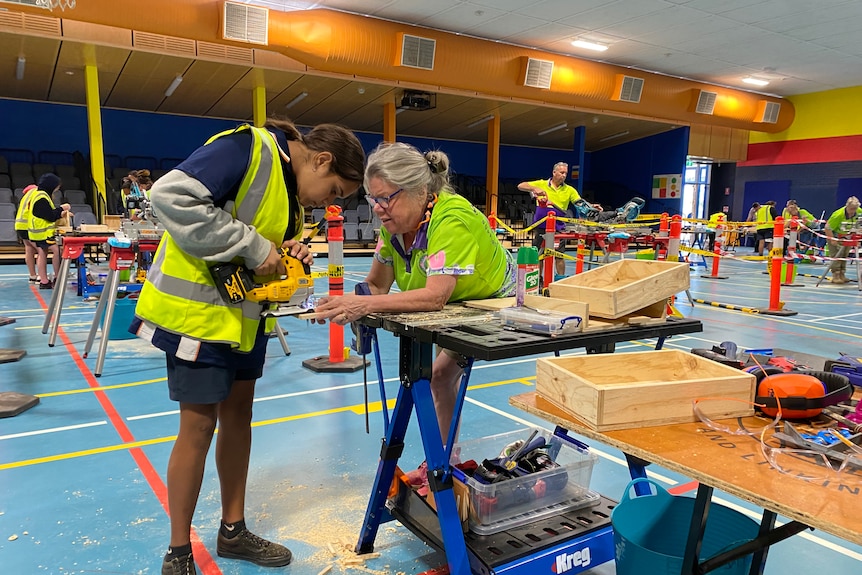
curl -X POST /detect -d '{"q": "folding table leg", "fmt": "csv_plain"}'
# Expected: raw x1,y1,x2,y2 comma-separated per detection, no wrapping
43,256,71,341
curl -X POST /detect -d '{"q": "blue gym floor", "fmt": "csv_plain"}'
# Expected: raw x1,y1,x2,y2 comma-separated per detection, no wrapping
1,250,861,575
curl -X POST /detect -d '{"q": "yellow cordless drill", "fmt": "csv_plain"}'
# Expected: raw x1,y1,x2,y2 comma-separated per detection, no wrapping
210,248,314,310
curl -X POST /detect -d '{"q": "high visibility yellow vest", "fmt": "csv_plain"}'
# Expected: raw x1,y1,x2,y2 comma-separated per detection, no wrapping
755,205,774,231
134,125,298,352
27,190,56,241
14,188,35,231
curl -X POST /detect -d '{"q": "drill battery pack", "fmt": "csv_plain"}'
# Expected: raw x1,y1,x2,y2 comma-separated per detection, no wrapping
210,262,255,304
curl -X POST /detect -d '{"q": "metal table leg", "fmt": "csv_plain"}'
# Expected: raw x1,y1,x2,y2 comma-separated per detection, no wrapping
93,269,121,377
46,257,72,347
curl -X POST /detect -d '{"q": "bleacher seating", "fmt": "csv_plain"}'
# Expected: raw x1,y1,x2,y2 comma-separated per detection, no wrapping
11,174,32,190
343,222,360,243
13,188,26,203
63,176,81,190
54,164,76,179
0,203,16,220
310,208,326,223
0,220,17,245
357,204,372,222
9,162,32,179
73,211,98,226
0,157,8,174
0,188,13,204
33,163,53,177
343,209,360,225
70,203,94,216
51,190,64,205
0,175,10,189
64,190,88,204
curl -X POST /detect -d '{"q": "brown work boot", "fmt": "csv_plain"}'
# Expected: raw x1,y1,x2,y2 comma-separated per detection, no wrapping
831,271,849,284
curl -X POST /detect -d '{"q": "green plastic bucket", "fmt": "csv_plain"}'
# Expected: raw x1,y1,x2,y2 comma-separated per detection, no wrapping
612,479,759,575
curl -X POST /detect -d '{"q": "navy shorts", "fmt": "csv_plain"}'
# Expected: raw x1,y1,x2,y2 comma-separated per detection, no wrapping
16,230,29,242
165,325,270,404
32,237,57,249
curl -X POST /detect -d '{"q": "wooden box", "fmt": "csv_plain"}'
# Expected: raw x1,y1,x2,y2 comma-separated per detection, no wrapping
535,350,755,431
104,215,122,231
547,259,690,319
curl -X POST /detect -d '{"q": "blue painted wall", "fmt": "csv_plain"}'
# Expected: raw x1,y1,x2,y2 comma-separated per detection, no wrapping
585,126,689,215
734,161,862,221
0,99,567,182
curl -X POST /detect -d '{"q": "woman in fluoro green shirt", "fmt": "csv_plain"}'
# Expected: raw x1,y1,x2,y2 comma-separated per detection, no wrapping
315,142,516,451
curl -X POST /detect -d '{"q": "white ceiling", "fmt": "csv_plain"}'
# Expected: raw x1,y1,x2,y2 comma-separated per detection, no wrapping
246,0,862,97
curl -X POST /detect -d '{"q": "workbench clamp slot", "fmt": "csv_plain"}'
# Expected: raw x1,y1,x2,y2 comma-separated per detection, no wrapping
426,467,454,494
380,438,405,461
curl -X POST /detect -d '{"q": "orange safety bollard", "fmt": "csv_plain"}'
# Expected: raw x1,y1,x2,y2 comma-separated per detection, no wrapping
488,212,497,231
702,214,728,279
575,236,585,275
781,216,802,287
543,211,557,288
667,215,682,262
758,216,797,316
302,205,368,372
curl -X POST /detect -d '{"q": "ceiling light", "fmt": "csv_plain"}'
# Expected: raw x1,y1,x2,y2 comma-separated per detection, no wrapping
537,122,568,136
467,115,494,128
599,130,630,142
571,39,608,52
164,75,183,97
742,77,769,87
285,91,308,109
15,56,25,81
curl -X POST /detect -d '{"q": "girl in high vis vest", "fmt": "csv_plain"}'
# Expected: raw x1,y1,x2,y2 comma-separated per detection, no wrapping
131,118,365,575
27,173,72,289
13,183,38,282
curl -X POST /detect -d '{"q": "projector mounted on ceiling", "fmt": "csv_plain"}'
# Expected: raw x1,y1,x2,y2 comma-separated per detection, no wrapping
399,90,436,111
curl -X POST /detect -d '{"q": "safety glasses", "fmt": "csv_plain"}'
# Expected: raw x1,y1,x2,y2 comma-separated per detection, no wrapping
692,397,780,437
760,425,862,484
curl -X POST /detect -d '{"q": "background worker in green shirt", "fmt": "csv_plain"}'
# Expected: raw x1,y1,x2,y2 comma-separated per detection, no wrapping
824,196,861,284
783,199,817,248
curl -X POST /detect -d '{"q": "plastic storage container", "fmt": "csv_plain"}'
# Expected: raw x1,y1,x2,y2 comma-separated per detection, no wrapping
451,427,599,535
613,478,759,575
498,306,582,337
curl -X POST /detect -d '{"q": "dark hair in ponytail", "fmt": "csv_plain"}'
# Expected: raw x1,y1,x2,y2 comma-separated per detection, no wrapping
265,117,365,184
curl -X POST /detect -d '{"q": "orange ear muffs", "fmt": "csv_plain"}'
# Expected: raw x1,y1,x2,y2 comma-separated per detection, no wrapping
755,370,852,419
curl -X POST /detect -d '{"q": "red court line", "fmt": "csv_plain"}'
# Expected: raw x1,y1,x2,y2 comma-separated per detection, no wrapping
33,287,222,574
668,481,699,495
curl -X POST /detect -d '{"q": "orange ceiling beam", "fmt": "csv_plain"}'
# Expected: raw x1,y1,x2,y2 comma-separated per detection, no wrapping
10,1,793,132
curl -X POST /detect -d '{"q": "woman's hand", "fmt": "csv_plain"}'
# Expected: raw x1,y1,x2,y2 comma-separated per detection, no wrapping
313,294,369,326
281,239,313,266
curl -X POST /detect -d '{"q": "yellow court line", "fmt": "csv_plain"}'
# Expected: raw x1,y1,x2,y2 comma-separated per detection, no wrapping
2,377,528,470
37,377,167,397
0,436,176,470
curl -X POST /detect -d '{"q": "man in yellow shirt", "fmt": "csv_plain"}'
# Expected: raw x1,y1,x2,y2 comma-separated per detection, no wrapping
518,162,596,278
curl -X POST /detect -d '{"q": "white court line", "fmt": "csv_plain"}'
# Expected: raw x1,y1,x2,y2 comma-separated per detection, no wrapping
807,311,862,323
0,420,107,440
466,397,862,562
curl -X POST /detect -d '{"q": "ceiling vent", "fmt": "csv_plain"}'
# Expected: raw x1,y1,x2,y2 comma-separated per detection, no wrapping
695,90,718,115
397,33,436,70
612,74,644,103
133,31,196,56
756,100,781,124
0,10,61,35
223,1,269,46
522,57,554,89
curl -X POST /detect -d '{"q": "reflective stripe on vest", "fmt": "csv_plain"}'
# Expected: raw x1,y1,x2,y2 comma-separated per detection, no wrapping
134,125,290,352
27,190,56,240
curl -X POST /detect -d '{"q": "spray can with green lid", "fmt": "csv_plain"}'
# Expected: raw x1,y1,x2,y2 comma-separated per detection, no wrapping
516,246,540,306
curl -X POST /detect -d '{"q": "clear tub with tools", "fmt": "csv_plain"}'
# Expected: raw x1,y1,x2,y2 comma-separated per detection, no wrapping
450,427,599,535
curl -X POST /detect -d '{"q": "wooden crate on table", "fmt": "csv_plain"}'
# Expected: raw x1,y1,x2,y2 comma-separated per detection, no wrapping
548,259,689,319
535,349,755,431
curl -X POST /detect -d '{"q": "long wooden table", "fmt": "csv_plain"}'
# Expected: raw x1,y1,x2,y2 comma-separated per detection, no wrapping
510,392,862,550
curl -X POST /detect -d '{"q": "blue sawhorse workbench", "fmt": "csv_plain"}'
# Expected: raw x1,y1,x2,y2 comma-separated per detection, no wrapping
353,307,703,575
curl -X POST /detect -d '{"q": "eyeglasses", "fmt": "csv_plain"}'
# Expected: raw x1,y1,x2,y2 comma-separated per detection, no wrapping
365,188,403,209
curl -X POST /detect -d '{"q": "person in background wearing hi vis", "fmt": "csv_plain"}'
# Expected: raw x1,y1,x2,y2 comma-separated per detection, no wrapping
13,183,39,283
824,196,861,284
27,173,72,290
